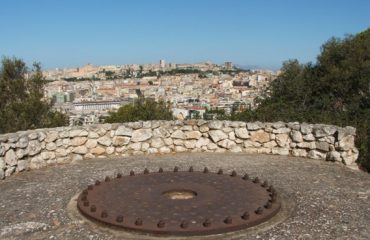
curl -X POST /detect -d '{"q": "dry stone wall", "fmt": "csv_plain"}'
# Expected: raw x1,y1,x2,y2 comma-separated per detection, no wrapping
0,120,359,179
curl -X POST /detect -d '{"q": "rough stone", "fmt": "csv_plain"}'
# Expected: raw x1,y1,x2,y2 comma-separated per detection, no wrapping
106,147,115,155
291,130,303,143
153,127,170,138
263,141,277,148
71,137,88,146
272,148,290,155
115,126,133,137
209,130,228,143
273,127,291,134
300,124,313,134
5,166,15,177
141,142,150,152
86,139,98,148
316,141,330,152
244,140,262,148
199,125,209,133
159,146,171,154
230,145,243,153
303,133,315,141
234,128,249,139
207,142,218,150
5,149,17,166
275,134,289,147
15,148,27,159
208,121,223,129
163,138,173,146
184,140,196,149
97,136,112,146
0,169,4,179
297,142,316,149
338,135,355,151
308,150,327,159
0,157,5,169
272,121,286,129
171,130,186,139
341,150,358,165
228,131,236,140
195,138,210,148
46,142,57,151
90,146,106,155
250,130,270,143
173,139,184,146
16,137,29,149
55,148,68,157
16,159,28,172
292,149,308,157
72,146,88,155
87,131,99,139
45,131,59,143
112,136,130,147
327,151,341,161
175,146,187,152
151,138,165,148
246,122,262,130
217,139,236,149
129,142,142,151
185,131,202,140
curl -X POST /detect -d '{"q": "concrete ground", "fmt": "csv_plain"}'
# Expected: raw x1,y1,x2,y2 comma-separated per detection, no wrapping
0,153,369,240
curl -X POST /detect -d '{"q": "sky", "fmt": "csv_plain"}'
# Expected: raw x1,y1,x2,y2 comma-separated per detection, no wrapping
0,0,369,70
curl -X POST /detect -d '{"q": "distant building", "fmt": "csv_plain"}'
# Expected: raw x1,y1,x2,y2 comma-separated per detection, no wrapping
160,59,166,68
224,62,233,70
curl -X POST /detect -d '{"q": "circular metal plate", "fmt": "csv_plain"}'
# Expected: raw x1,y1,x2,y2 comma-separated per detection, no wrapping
77,168,281,236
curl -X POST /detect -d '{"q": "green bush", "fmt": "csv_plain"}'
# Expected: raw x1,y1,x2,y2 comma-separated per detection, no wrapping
0,57,67,133
234,29,370,171
105,97,173,123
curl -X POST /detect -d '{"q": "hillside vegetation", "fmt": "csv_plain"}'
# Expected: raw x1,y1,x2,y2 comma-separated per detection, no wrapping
234,29,370,171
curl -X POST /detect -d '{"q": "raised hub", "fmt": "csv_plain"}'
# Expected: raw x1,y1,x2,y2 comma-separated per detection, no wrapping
77,167,281,236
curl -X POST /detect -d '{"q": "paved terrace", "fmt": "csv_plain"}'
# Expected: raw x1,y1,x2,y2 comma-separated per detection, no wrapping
0,153,369,240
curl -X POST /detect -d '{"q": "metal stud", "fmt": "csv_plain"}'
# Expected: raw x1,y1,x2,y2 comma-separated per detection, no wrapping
253,177,260,184
158,167,163,173
217,169,223,175
174,166,179,172
203,218,211,227
135,218,143,226
101,210,108,218
157,220,166,228
105,176,110,182
116,215,123,223
144,168,149,174
90,205,96,212
242,173,249,180
241,212,250,220
265,202,272,209
95,180,100,186
231,170,237,177
255,207,263,215
189,166,194,172
262,181,268,188
224,217,232,224
180,220,189,229
203,167,209,173
81,195,87,201
117,173,122,178
130,170,135,176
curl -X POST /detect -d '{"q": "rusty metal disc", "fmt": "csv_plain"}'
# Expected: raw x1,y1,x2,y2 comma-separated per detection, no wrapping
77,167,281,236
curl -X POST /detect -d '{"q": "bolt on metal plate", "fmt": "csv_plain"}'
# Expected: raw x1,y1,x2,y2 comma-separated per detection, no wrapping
77,167,281,236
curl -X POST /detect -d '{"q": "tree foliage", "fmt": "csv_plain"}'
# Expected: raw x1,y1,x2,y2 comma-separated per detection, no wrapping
234,29,370,171
105,97,173,123
0,57,67,133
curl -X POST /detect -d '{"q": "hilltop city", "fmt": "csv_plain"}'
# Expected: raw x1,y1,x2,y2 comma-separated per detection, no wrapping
43,60,278,125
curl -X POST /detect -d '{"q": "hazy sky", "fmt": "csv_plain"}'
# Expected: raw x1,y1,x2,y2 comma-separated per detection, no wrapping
0,0,369,70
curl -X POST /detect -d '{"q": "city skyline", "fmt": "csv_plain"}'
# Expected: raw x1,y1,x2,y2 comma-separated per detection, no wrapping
1,0,370,70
